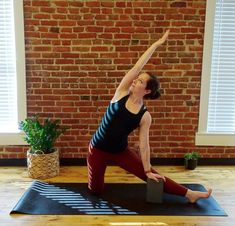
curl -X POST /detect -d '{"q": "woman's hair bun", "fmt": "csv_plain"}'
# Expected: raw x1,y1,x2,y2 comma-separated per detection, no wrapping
144,72,162,100
150,89,161,99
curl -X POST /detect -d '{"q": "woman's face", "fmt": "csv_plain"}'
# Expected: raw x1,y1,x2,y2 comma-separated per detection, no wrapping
130,73,151,96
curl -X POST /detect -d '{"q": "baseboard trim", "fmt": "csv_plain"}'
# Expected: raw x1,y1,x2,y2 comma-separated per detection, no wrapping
0,158,235,166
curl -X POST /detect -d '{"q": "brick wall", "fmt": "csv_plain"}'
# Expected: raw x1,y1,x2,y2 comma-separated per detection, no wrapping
1,0,235,159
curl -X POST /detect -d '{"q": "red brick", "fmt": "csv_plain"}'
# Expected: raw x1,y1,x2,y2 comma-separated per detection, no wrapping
32,1,50,7
78,33,96,39
59,21,76,27
54,1,68,7
86,1,100,7
52,14,66,20
33,13,50,19
116,2,126,7
86,26,104,33
170,2,186,8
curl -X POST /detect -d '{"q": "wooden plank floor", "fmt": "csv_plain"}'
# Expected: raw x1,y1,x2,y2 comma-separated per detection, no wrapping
0,165,235,226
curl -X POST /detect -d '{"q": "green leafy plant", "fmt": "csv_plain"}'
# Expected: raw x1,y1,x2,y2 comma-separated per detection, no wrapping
19,115,69,154
184,151,200,160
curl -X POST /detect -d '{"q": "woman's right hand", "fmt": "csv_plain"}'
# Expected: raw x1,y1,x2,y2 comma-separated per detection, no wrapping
146,171,166,183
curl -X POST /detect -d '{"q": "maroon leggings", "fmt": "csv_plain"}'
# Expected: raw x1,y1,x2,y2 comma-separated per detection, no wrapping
87,144,187,196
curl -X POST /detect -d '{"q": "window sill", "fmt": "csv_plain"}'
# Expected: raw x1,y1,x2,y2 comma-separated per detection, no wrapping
195,132,235,146
0,133,27,145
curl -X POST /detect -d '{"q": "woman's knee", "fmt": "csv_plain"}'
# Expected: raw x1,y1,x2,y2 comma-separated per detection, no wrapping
88,182,104,195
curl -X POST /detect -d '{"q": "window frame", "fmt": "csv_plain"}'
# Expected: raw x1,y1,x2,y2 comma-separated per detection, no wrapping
196,0,235,146
0,0,27,145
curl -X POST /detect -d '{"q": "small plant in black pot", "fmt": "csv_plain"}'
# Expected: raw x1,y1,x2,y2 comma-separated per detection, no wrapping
184,152,200,170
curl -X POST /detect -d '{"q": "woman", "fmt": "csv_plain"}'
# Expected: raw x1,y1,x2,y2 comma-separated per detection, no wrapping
87,30,212,203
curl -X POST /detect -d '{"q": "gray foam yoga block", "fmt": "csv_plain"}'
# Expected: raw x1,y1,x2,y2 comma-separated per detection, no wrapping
146,178,163,203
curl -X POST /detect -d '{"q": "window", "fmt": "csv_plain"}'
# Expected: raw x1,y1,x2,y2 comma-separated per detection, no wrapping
196,0,235,146
0,0,26,145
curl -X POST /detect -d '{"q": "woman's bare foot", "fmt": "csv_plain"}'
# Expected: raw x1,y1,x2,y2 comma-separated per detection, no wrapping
185,188,212,203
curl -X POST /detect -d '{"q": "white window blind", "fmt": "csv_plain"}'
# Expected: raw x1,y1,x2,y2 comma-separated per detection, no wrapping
196,0,235,146
208,0,235,133
0,0,26,145
0,0,18,133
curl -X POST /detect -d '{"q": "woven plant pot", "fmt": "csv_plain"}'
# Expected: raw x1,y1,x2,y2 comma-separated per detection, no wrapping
27,149,59,179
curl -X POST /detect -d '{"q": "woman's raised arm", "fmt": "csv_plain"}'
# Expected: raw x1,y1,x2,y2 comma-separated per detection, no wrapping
115,30,170,95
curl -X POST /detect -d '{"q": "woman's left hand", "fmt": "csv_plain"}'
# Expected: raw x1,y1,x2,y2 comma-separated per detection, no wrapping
155,29,170,46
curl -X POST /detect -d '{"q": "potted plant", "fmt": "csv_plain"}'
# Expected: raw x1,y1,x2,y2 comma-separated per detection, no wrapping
184,151,200,170
19,115,68,179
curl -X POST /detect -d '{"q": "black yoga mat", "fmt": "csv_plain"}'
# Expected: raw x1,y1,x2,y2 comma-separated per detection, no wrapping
10,180,227,216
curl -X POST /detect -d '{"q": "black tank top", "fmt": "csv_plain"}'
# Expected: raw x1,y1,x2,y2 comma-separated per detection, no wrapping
91,95,147,153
